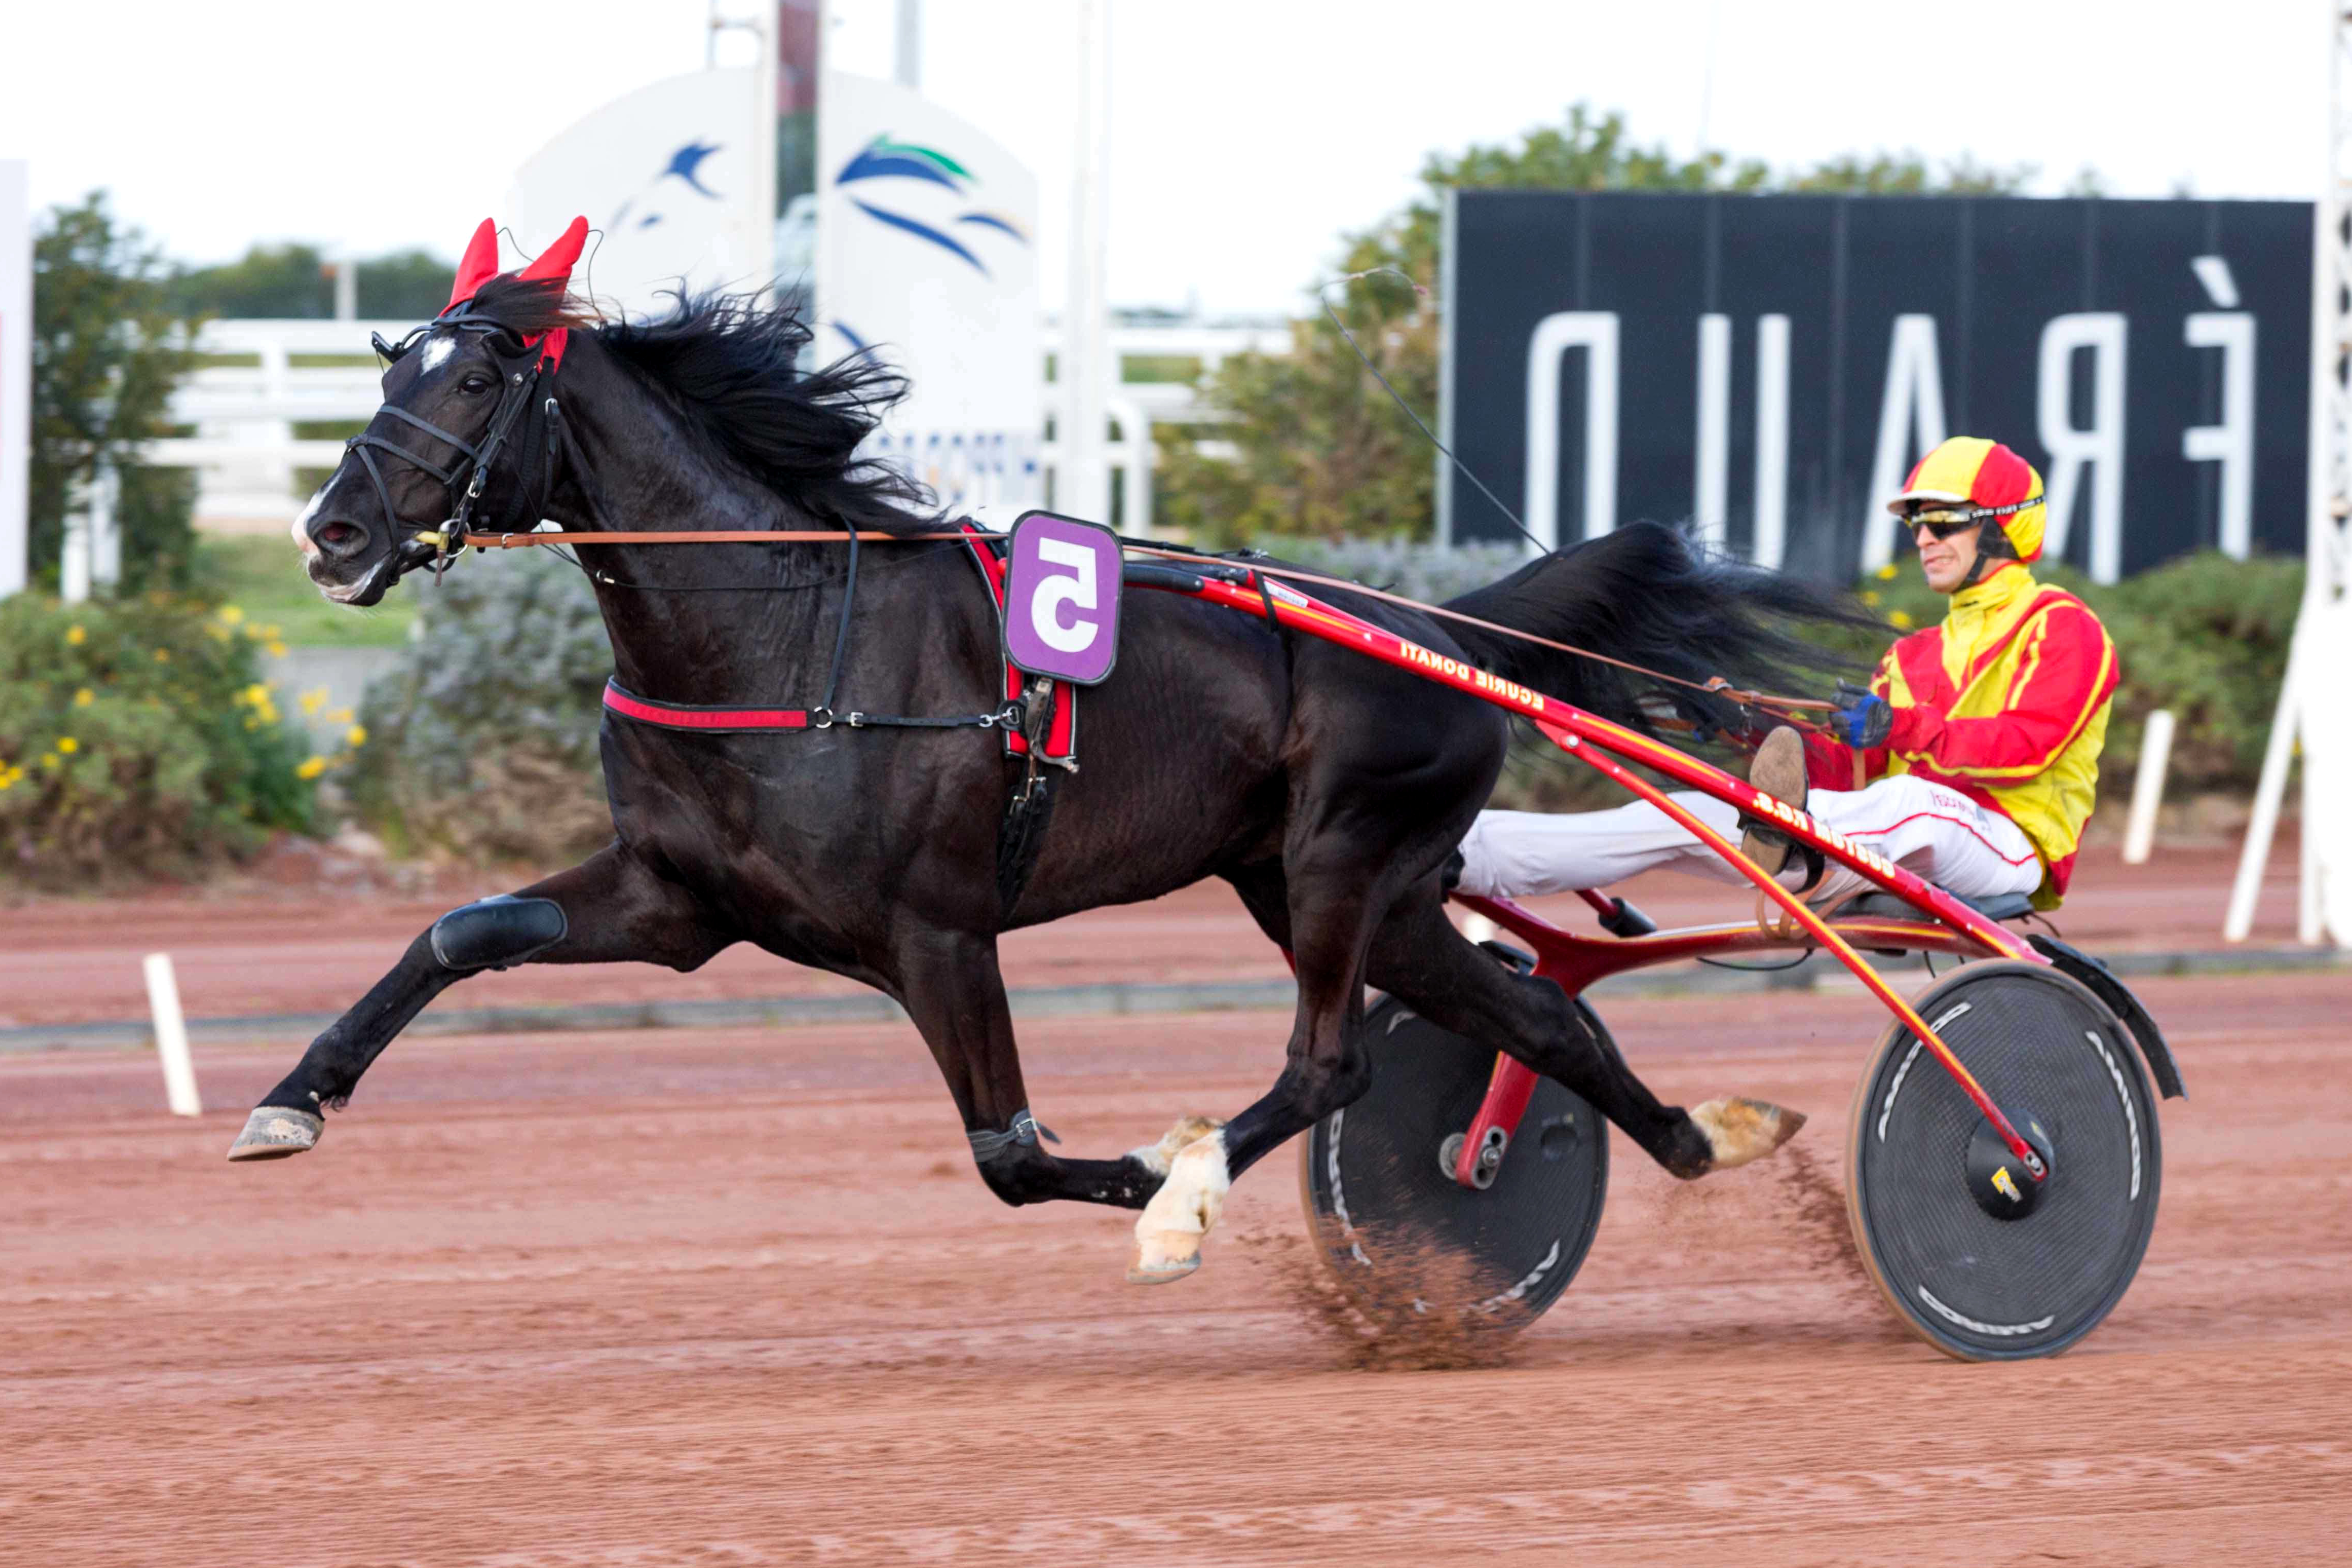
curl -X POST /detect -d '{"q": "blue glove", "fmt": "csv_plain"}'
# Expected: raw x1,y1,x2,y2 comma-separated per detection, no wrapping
1832,681,1893,749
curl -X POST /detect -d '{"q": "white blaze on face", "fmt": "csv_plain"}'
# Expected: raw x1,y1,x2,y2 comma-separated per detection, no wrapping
291,487,326,554
419,335,457,373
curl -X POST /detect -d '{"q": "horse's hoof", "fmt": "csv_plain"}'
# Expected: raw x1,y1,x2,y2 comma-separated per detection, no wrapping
1126,1229,1204,1285
1125,1113,1227,1178
226,1106,323,1162
1125,1133,1229,1283
1689,1096,1805,1171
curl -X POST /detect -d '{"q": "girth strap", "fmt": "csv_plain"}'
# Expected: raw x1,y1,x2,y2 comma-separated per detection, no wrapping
601,679,1020,735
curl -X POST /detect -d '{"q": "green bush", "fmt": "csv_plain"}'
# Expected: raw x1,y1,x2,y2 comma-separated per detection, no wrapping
0,595,318,885
347,550,614,867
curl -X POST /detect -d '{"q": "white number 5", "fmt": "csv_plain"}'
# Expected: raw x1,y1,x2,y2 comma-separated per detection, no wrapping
1029,537,1099,653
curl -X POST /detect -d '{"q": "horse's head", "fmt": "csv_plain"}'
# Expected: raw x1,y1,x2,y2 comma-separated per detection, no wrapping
297,216,590,606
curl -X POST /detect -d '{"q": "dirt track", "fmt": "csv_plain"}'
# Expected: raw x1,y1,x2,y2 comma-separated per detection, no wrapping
0,840,2312,1030
3,969,2347,1565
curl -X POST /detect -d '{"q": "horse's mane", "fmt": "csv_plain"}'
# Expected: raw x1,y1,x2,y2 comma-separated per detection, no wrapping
468,276,934,532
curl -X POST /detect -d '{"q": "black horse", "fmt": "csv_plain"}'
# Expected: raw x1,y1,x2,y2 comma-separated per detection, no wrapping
242,257,1855,1283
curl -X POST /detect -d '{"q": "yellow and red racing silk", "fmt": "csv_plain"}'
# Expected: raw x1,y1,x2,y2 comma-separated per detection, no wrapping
1802,564,2118,904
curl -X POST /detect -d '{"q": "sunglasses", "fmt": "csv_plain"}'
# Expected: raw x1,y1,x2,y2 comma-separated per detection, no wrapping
1907,511,1983,542
1903,494,2041,542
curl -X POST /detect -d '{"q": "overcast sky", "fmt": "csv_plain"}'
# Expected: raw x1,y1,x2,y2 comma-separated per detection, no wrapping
0,0,2331,315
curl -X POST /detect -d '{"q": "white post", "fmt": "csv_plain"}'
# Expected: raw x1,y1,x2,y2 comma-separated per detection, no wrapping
143,953,203,1118
334,255,358,321
59,474,90,604
2122,709,2174,866
89,460,120,589
0,158,29,600
2227,639,2304,940
1060,0,1113,522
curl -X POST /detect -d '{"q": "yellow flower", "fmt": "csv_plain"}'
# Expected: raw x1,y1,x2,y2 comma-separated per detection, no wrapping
242,682,271,707
326,706,353,726
296,756,329,780
266,641,289,658
218,604,245,625
41,754,60,770
56,737,78,754
344,725,368,747
1860,590,1881,607
72,687,94,707
1889,610,1914,629
153,648,172,664
300,688,329,715
1875,563,1900,581
66,624,86,646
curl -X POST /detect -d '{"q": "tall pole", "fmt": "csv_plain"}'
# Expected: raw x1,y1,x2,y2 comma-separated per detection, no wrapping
894,0,921,90
751,3,781,293
1062,0,1113,522
2228,0,2352,946
0,159,29,600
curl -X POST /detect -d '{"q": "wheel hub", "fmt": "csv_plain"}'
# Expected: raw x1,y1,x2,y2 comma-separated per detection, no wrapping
1436,1126,1510,1190
1965,1107,2056,1220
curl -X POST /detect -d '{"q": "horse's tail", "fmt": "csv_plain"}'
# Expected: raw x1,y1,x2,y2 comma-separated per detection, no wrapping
1438,520,1874,735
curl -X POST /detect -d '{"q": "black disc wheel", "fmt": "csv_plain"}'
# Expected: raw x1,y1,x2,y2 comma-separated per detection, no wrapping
1298,990,1610,1334
1846,959,2161,1361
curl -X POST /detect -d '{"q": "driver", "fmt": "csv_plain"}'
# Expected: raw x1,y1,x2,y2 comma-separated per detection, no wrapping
1453,437,2119,911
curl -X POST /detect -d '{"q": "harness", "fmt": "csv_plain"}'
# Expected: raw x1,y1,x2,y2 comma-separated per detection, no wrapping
598,524,1078,916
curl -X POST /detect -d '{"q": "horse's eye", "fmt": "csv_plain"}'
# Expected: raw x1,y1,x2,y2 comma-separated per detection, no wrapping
459,374,494,395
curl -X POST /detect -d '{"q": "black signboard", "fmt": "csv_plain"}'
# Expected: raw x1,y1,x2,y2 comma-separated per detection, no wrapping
1439,191,2312,581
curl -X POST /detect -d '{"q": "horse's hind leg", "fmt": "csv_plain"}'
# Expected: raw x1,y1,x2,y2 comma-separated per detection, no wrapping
227,842,733,1160
1365,888,1803,1178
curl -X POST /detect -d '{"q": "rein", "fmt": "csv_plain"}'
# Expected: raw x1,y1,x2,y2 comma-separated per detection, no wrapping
453,526,1833,728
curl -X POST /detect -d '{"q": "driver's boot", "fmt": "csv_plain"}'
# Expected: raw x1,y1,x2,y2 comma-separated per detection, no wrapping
1737,726,1813,884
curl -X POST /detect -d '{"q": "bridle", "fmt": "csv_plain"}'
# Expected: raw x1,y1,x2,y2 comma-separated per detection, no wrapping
344,312,570,588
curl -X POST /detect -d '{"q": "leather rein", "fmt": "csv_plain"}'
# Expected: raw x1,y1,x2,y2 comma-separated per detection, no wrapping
445,525,1833,731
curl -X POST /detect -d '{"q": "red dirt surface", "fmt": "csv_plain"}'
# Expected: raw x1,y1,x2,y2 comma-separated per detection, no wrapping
3,971,2344,1564
0,839,2311,1029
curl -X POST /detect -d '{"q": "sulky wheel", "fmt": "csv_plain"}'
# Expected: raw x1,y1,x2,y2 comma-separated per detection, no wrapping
1298,981,1609,1334
1846,959,2161,1362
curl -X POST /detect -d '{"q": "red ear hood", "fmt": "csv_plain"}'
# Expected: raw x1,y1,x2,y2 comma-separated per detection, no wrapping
445,218,501,312
517,216,589,288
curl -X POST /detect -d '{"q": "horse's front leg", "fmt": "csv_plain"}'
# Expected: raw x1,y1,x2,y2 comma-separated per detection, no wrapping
226,842,733,1160
891,926,1192,1210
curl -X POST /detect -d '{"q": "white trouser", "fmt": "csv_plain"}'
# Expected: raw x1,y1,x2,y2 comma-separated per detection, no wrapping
1456,774,2044,906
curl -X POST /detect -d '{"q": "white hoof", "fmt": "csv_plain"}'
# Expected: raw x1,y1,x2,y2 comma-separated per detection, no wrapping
1126,1132,1230,1285
1125,1113,1226,1179
226,1106,324,1162
1689,1096,1806,1171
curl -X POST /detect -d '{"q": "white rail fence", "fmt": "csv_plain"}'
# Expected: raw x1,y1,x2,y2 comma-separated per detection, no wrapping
145,318,1287,538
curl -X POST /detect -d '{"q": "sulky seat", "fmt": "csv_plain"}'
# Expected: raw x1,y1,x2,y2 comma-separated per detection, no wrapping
1840,888,2036,924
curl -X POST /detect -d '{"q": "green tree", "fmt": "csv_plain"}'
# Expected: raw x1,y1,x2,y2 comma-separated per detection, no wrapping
29,194,201,592
1157,106,2034,545
172,243,455,320
170,241,333,318
356,248,457,320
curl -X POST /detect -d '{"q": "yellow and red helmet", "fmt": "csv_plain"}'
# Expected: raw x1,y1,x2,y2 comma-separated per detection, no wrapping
1886,437,2047,565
